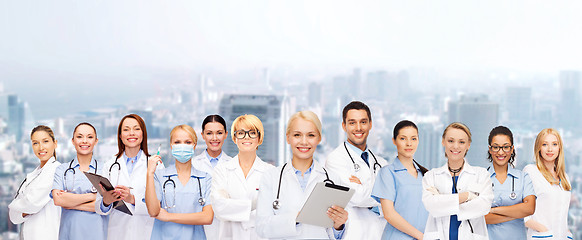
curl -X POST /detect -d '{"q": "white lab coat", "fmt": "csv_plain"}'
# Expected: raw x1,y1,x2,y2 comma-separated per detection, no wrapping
523,164,572,240
256,159,346,240
95,152,164,240
9,157,61,240
325,143,388,240
192,151,233,240
211,155,274,240
421,161,493,240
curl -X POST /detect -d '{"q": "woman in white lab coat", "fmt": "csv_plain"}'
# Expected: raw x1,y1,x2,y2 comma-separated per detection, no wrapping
9,125,61,240
256,111,349,240
95,114,164,240
194,114,234,239
523,128,573,239
422,122,493,240
210,114,274,240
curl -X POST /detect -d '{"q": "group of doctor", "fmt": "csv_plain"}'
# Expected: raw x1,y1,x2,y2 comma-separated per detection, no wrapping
8,100,574,240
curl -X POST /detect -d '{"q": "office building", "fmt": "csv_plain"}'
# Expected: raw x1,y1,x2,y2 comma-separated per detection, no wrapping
219,94,284,166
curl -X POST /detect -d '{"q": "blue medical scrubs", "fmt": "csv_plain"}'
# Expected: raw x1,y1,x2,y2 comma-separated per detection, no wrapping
371,158,428,240
151,164,211,240
52,158,108,240
487,165,535,240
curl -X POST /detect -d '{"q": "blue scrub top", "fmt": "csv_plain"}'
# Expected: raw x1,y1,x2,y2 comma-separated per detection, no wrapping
52,158,108,240
151,164,212,240
371,158,428,240
487,164,536,240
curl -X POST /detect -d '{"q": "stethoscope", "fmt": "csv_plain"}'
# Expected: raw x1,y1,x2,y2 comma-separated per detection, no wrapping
272,162,334,210
487,166,517,200
162,174,205,209
14,158,57,199
344,142,381,173
64,159,98,192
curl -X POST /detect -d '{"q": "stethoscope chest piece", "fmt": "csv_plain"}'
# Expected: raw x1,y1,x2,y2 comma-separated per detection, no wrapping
353,163,361,172
272,199,280,210
91,186,98,193
198,197,206,206
509,191,517,200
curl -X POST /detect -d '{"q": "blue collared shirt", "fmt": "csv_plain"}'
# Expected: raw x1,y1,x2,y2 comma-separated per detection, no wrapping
150,164,212,240
124,150,142,175
52,158,108,240
205,150,222,168
487,164,536,240
292,162,313,192
371,157,428,240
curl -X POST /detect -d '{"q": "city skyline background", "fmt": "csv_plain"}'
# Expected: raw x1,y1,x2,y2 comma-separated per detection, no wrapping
1,1,582,239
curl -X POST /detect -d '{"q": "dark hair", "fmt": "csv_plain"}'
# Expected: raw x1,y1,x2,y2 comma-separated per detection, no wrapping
73,122,97,138
487,126,515,167
392,120,428,175
342,101,372,123
116,114,149,159
31,125,57,159
202,114,227,132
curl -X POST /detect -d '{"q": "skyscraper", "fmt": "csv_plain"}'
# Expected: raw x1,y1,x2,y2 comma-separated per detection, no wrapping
448,94,499,167
219,94,284,166
506,87,532,124
559,71,581,132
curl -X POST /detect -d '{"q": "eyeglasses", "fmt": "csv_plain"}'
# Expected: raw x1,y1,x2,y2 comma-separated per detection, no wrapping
489,145,512,153
234,129,259,139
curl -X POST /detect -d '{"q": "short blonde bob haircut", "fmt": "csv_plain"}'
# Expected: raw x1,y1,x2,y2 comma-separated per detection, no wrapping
442,122,472,157
231,114,264,145
286,111,323,139
534,128,571,191
170,124,197,143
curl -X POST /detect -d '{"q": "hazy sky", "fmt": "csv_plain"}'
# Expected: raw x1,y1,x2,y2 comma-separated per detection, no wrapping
1,1,581,119
1,1,581,73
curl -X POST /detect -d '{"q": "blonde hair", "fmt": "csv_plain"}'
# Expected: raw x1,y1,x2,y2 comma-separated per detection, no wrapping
170,124,197,143
231,114,264,145
534,128,571,191
442,122,472,143
286,111,323,137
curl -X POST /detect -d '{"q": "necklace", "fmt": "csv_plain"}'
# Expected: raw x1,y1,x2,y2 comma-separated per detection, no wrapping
448,160,464,175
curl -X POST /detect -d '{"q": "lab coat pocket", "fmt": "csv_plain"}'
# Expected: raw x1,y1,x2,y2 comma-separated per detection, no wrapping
531,230,554,239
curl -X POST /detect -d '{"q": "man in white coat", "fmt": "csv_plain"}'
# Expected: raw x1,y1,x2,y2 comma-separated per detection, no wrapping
325,101,388,240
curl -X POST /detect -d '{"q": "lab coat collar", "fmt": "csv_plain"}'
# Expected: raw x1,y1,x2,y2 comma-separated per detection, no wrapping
283,158,326,175
204,149,223,161
392,157,421,172
345,141,368,156
163,164,207,178
228,155,271,173
433,159,477,176
487,163,520,179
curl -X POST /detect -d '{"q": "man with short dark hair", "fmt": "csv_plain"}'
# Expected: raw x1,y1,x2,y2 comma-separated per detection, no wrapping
325,101,388,240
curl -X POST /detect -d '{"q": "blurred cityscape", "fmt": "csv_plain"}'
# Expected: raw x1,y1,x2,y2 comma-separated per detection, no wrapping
1,68,582,238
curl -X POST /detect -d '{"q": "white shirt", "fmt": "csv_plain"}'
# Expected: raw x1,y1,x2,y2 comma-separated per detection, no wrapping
192,150,232,240
9,157,61,240
95,151,164,240
324,142,388,240
256,160,345,239
422,161,493,240
211,155,274,240
523,164,572,240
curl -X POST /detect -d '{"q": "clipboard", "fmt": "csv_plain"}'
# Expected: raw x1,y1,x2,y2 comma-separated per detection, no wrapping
83,172,133,216
296,182,355,228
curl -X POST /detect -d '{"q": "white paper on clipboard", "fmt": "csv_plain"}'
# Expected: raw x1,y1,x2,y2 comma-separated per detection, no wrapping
83,172,133,216
296,182,355,228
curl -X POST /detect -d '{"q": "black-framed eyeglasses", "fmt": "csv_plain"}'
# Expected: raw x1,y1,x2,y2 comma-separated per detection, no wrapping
489,145,512,152
234,129,259,139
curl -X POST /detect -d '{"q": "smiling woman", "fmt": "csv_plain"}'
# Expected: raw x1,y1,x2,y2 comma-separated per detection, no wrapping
422,122,493,240
209,114,274,240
